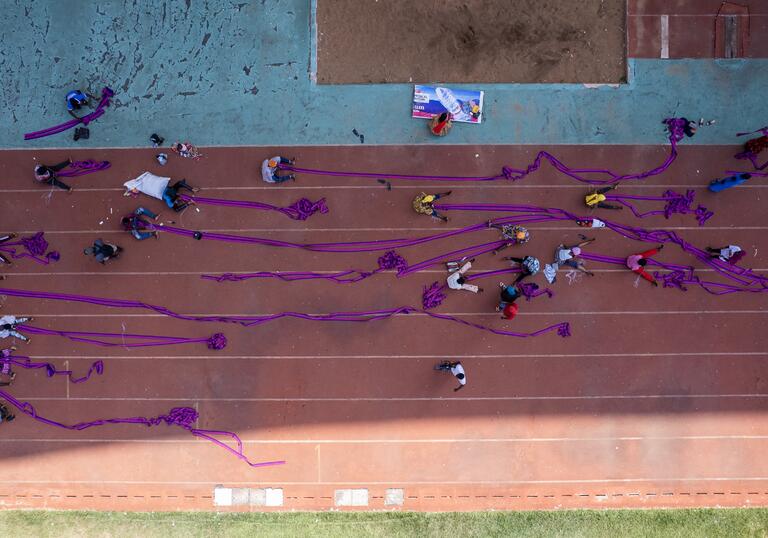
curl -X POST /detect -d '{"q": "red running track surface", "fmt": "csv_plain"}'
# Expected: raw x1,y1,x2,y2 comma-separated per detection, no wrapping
0,144,766,511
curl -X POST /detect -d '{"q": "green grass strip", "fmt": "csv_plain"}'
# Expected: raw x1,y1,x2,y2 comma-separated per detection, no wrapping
1,508,768,538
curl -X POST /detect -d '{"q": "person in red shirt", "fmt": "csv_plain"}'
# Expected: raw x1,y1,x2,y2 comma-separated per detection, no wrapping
625,245,664,286
429,112,453,137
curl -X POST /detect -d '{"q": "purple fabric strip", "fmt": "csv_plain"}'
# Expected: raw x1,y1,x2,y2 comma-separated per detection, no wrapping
202,251,407,283
180,195,329,221
0,288,569,339
0,389,284,468
279,118,683,186
56,160,112,178
18,324,227,349
24,87,114,140
0,232,60,265
1,349,103,384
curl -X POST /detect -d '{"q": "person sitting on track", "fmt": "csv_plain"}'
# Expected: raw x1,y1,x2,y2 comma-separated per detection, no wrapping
0,315,32,344
585,185,622,210
706,245,746,265
262,156,296,183
626,245,664,287
488,223,530,255
84,239,123,265
445,258,483,294
121,208,160,240
34,159,74,193
0,403,15,424
412,191,452,222
436,360,466,392
501,255,540,285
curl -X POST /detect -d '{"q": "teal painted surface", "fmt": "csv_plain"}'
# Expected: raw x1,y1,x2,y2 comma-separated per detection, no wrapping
1,1,765,148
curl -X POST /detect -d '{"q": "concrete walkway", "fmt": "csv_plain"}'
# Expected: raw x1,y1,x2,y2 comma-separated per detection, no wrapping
1,1,765,148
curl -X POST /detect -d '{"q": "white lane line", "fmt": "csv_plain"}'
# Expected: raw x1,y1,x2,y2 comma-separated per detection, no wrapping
4,184,765,193
17,311,768,318
12,394,768,402
3,435,768,444
28,352,768,360
6,268,768,276
660,15,670,58
1,477,768,485
6,269,768,277
13,226,768,234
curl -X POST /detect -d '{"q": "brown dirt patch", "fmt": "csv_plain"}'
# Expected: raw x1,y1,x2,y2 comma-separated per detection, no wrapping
317,0,626,84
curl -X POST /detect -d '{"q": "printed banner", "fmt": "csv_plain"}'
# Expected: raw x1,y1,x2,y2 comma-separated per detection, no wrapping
412,85,484,124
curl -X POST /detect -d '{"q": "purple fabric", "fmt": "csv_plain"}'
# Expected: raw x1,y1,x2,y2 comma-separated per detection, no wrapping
279,118,684,186
421,268,551,310
0,287,569,339
604,189,713,225
18,324,227,349
0,349,282,468
180,195,329,221
56,160,112,178
1,349,103,383
0,232,60,265
202,250,407,283
24,87,114,140
0,389,284,468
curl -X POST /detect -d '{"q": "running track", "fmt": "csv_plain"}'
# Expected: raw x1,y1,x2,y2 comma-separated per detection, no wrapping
0,143,765,511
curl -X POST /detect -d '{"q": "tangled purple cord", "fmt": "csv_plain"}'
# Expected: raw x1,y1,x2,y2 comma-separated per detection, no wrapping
180,194,328,221
24,87,114,140
0,350,282,468
56,160,112,178
0,287,570,339
603,189,713,225
0,232,59,265
17,324,227,349
277,118,685,186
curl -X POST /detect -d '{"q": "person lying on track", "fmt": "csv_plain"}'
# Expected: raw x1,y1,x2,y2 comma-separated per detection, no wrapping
84,239,123,265
626,245,664,287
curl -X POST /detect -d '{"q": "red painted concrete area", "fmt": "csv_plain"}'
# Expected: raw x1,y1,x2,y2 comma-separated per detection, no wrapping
628,0,768,58
0,143,766,512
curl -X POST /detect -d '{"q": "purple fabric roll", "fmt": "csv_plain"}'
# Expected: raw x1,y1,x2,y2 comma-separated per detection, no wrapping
0,232,60,265
56,160,112,178
24,87,114,140
0,287,569,339
18,324,227,349
180,195,329,221
279,118,685,186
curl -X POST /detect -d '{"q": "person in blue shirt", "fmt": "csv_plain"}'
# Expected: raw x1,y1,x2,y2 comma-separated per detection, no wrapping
66,89,96,118
708,173,751,193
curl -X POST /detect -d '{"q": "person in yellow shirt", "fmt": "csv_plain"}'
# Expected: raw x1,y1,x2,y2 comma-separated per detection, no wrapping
412,191,452,221
585,184,622,210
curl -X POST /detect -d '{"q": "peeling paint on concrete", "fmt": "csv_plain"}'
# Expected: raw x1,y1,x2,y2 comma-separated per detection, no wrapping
0,1,766,148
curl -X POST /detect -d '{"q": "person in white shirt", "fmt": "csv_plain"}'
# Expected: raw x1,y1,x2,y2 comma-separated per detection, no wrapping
0,315,32,343
436,360,467,392
262,156,296,183
445,258,483,294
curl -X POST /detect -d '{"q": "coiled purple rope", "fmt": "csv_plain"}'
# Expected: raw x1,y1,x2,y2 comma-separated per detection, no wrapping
421,268,553,309
24,87,114,140
56,160,112,178
1,348,103,383
278,118,684,186
0,232,60,265
202,251,408,283
0,287,569,339
180,195,328,221
604,190,713,225
17,324,227,349
734,126,768,170
0,349,283,468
